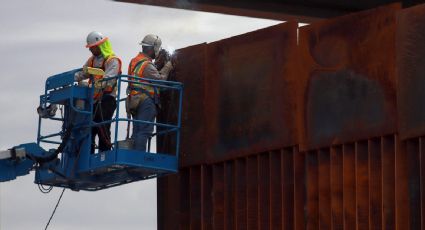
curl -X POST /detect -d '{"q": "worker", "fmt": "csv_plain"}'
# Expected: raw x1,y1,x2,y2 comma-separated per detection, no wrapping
126,34,174,152
74,31,122,153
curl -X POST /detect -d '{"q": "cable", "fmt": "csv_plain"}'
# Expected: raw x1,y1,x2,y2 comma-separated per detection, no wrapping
38,183,53,194
44,188,65,230
35,164,53,194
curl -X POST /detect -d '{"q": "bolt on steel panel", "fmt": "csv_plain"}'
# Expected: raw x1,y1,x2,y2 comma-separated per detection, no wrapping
297,4,400,150
204,21,300,164
397,4,425,140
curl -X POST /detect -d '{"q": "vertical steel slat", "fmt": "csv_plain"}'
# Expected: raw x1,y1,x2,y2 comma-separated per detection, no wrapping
395,135,409,230
282,147,295,230
396,4,425,141
247,156,259,230
368,138,382,230
202,165,213,230
343,144,356,230
306,151,319,229
259,153,270,230
180,168,191,229
157,177,167,230
356,141,370,230
158,175,179,230
224,161,235,230
318,149,331,229
382,135,395,230
331,146,343,230
420,137,425,230
235,158,247,230
269,150,282,230
190,166,202,230
406,139,421,229
293,147,306,230
212,163,225,230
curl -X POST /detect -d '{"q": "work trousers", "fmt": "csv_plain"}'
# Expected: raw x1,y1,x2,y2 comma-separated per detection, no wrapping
92,94,117,153
132,97,157,152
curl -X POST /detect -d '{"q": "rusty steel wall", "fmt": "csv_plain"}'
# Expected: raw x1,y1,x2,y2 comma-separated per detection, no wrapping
204,22,300,165
158,3,425,230
397,3,425,140
396,4,425,229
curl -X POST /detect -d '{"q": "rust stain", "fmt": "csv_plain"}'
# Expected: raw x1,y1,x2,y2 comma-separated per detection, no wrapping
297,3,400,150
204,21,300,164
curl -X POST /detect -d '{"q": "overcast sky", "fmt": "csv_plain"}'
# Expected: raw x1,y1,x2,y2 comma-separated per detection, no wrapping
0,0,280,229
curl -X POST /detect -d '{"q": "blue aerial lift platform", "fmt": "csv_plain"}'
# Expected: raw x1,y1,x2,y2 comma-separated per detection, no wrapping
0,68,183,191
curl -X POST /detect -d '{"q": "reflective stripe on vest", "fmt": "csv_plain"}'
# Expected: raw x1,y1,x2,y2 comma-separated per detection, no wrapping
88,55,122,99
128,54,157,97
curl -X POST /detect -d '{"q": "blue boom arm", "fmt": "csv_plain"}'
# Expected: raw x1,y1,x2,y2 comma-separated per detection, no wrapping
0,143,57,182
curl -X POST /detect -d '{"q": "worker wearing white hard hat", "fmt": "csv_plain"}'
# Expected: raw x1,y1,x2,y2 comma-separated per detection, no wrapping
126,34,175,152
75,31,123,154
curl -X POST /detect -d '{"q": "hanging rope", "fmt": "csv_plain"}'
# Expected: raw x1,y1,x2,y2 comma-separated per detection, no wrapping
44,188,66,230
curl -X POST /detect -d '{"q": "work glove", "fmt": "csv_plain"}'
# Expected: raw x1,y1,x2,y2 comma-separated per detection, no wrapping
159,61,174,76
155,49,171,70
74,67,90,82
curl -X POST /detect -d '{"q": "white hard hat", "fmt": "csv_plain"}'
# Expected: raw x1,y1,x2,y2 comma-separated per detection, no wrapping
86,31,107,48
140,34,162,58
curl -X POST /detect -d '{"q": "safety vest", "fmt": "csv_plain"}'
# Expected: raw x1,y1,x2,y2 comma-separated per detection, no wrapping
128,53,157,97
87,55,122,100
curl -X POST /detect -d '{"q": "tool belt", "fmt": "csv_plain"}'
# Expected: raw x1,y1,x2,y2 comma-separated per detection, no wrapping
125,87,160,116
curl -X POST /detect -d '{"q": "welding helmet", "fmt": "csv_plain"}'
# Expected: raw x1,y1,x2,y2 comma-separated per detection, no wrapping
140,34,162,58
